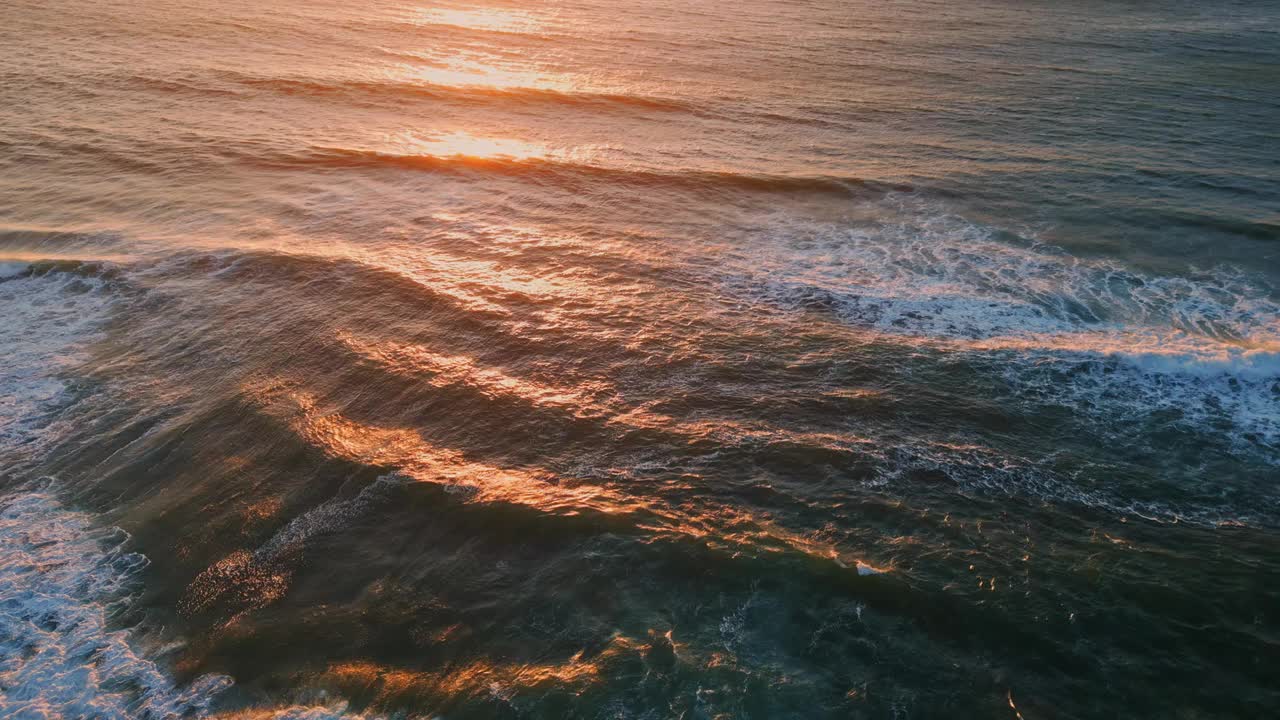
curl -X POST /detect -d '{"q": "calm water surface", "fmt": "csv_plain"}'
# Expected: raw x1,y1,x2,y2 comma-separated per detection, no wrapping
1,0,1277,718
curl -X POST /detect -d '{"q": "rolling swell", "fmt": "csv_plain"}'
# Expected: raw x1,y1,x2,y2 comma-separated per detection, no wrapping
11,240,1264,555
5,225,1278,717
15,240,1274,532
219,71,700,114
8,248,874,519
0,276,990,716
256,146,905,198
11,377,1080,720
5,0,1280,714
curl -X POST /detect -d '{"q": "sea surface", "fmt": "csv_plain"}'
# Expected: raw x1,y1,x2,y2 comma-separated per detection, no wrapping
1,1,1277,718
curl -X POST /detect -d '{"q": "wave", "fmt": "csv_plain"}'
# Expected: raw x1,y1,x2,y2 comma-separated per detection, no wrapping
731,207,1280,461
0,486,233,718
0,261,27,279
68,64,871,134
255,145,903,199
1158,209,1280,244
0,256,415,715
9,238,1268,533
8,66,700,122
179,472,406,626
121,73,247,98
968,332,1280,379
738,209,1279,362
0,485,398,720
220,70,698,114
278,336,1275,527
0,263,118,457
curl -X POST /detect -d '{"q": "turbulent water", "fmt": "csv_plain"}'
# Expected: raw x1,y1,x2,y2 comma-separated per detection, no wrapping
1,0,1278,717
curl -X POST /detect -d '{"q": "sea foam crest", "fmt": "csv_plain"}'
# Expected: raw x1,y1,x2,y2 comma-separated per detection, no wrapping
0,488,390,720
746,210,1278,357
740,207,1279,457
0,266,382,718
0,487,233,719
0,264,117,455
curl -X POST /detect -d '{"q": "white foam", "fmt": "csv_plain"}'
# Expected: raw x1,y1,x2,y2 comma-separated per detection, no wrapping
741,209,1279,360
0,487,233,719
1001,347,1280,460
734,204,1280,459
869,439,1268,526
0,486,403,719
0,261,30,279
0,268,390,718
257,474,404,561
0,269,116,456
220,707,386,720
1113,346,1280,380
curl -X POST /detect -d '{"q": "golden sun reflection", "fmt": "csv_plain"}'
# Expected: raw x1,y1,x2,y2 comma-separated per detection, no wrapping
409,7,546,34
314,636,638,709
336,331,604,410
244,379,646,517
398,57,572,92
958,327,1280,364
395,131,551,161
241,359,889,579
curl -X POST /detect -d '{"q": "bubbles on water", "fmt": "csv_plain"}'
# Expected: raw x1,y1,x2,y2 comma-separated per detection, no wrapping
742,204,1277,353
0,265,117,456
0,485,402,720
181,474,405,624
731,201,1280,467
0,265,407,718
0,487,234,719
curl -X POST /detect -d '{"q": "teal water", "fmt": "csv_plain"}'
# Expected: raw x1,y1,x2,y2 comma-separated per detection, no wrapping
0,1,1277,718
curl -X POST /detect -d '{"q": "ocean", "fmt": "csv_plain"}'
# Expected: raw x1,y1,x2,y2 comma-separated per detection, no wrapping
0,0,1277,717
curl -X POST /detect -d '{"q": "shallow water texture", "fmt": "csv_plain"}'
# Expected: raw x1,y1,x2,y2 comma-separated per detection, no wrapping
1,0,1278,718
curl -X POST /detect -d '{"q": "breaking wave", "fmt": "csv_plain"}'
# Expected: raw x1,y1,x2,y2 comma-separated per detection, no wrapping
0,486,233,718
736,207,1280,459
0,262,118,456
250,145,900,198
0,485,397,720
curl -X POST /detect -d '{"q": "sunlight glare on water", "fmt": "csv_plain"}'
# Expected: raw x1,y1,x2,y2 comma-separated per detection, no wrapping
395,130,555,161
408,6,549,34
395,56,575,92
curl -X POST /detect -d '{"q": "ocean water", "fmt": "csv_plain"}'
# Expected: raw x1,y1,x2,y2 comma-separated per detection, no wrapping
0,0,1277,717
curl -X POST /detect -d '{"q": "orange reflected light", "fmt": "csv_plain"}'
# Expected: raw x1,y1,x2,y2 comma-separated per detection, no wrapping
243,369,888,578
398,57,572,91
318,637,637,708
394,130,551,161
410,7,545,33
246,381,644,517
